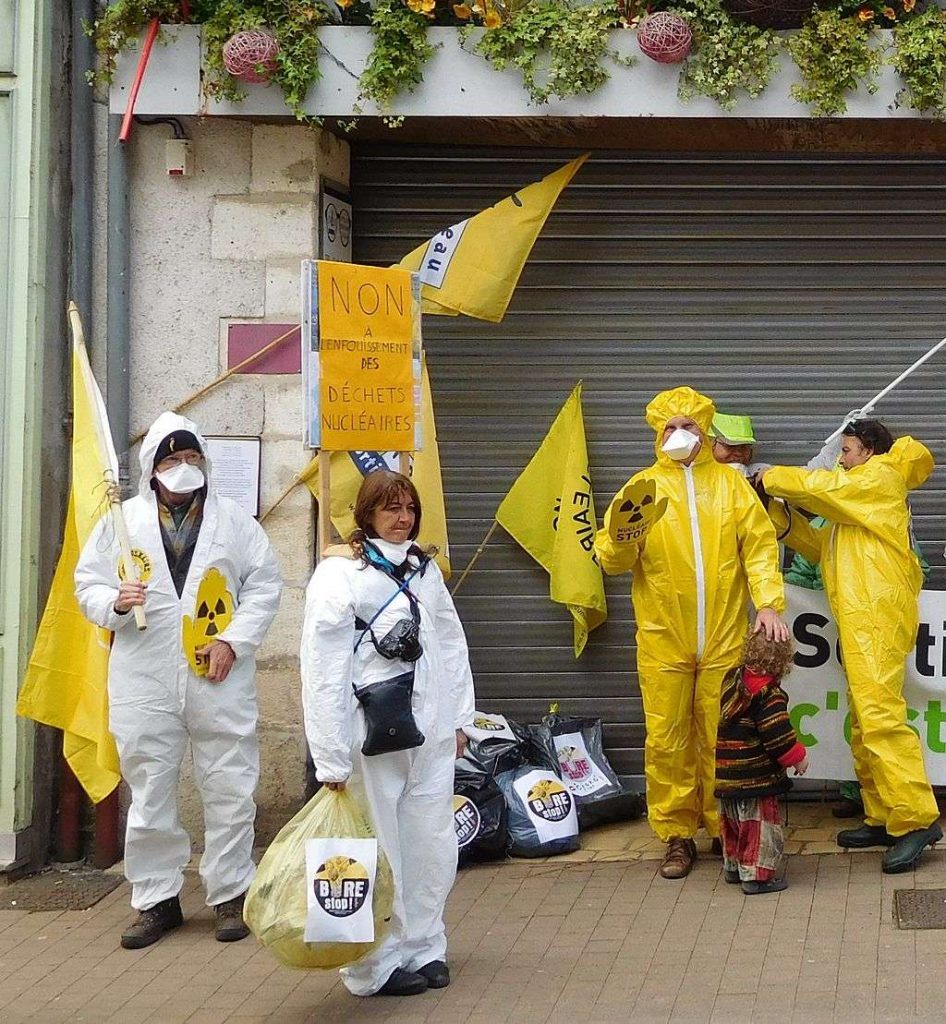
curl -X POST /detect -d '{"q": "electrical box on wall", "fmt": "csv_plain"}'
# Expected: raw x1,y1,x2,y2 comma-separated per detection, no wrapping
166,139,194,177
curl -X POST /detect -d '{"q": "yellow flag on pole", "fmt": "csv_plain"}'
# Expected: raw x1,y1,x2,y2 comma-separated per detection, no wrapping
395,154,589,323
301,358,451,577
17,321,122,803
496,383,607,657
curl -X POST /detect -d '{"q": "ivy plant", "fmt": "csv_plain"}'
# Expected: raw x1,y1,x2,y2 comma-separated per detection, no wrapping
785,8,885,116
891,5,946,116
670,0,780,111
358,0,437,110
464,0,631,106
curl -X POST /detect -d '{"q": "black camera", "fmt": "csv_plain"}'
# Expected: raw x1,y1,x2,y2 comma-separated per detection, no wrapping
373,617,423,663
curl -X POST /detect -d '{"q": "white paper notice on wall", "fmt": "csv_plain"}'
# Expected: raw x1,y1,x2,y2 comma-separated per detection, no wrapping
304,837,378,944
203,436,261,517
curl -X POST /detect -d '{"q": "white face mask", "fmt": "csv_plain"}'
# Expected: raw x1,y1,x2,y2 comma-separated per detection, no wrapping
155,462,205,494
661,428,701,462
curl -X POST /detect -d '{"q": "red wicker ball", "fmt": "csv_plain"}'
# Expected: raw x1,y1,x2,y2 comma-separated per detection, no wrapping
637,12,693,65
223,29,280,84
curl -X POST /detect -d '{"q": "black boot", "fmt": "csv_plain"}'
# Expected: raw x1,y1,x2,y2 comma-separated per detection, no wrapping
742,876,788,896
375,969,429,996
836,824,896,849
121,896,184,949
417,960,450,988
882,823,943,874
214,892,250,942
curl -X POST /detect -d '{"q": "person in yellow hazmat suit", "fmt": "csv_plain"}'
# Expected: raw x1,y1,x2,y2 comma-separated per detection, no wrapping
595,387,788,879
759,419,942,874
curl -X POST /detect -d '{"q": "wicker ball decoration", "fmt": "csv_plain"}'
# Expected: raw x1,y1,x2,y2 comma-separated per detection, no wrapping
637,12,693,65
222,29,280,84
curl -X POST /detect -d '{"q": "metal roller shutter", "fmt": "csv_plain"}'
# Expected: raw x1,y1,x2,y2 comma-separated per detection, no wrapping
352,145,946,779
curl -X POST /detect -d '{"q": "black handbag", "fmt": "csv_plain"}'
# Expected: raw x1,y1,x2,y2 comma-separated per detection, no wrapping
353,669,426,756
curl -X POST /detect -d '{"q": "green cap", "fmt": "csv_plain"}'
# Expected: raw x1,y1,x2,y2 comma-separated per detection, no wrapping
711,413,755,445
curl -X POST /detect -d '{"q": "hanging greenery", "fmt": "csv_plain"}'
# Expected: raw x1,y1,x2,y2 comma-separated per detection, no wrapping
463,0,632,106
785,8,885,116
88,0,945,123
891,5,946,115
670,0,780,110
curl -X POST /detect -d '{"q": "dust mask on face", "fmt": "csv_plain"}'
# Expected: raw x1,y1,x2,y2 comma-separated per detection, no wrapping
661,428,700,462
155,462,204,494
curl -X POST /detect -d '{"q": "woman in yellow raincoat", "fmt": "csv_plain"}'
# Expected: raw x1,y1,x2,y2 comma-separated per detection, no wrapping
595,387,787,879
761,419,942,873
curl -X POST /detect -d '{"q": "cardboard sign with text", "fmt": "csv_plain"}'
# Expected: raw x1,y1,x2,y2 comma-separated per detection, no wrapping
302,260,422,451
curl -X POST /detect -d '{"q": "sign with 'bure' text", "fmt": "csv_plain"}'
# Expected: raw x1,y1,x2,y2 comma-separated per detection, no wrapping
302,260,422,451
786,584,946,784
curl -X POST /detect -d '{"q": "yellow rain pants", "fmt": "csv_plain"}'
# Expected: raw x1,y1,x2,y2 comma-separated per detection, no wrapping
595,387,784,842
765,437,939,836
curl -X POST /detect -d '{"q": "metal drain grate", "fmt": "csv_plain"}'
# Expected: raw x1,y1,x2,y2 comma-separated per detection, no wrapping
893,889,946,930
0,870,123,912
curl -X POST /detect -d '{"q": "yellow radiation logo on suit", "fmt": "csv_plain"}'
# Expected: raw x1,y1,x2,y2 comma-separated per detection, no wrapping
313,855,371,917
117,549,153,583
526,778,573,822
182,568,234,676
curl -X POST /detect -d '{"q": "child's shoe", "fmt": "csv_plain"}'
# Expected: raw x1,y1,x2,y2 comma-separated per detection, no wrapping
742,876,787,896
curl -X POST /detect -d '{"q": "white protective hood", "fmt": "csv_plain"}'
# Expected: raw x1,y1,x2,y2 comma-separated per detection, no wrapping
138,411,213,499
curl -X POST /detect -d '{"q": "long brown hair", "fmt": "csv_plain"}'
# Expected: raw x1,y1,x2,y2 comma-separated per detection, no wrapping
349,470,422,555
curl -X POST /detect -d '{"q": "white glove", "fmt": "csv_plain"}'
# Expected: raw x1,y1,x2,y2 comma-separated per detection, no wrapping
809,407,874,471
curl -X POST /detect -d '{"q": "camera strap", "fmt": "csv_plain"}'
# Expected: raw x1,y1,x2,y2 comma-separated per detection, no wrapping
353,557,425,655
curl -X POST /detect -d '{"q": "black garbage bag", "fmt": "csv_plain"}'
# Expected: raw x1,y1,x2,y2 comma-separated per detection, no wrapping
453,777,508,867
496,765,580,858
539,713,622,801
460,712,526,779
575,775,646,831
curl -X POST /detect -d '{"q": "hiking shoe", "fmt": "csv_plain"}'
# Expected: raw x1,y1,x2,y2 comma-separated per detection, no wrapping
214,893,250,942
836,824,897,849
660,837,696,879
416,960,450,988
742,876,788,896
121,896,183,949
375,968,429,996
882,823,944,874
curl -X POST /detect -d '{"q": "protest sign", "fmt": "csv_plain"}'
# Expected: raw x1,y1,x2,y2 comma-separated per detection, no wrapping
785,584,946,784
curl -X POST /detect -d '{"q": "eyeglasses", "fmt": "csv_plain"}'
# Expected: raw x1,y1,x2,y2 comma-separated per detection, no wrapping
157,452,202,469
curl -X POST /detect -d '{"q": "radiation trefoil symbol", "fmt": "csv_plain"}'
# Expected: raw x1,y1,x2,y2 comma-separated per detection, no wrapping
182,567,234,676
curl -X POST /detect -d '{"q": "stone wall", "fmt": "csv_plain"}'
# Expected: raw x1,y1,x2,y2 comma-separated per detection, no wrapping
114,118,349,844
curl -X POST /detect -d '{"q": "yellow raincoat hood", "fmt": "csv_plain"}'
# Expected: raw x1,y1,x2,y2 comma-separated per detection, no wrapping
645,386,716,465
879,436,934,492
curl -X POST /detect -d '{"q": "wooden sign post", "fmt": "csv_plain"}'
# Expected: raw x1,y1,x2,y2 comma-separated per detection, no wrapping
302,260,422,558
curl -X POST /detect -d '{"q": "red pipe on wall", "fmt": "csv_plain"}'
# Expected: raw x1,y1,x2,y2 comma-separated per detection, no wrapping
93,789,121,869
119,18,160,143
56,757,84,863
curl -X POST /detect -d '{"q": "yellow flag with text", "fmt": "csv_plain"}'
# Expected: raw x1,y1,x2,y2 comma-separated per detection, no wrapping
496,383,607,657
17,335,121,803
395,154,588,323
302,358,451,577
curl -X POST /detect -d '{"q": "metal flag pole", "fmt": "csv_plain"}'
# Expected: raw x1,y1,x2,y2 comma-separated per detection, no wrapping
824,334,946,444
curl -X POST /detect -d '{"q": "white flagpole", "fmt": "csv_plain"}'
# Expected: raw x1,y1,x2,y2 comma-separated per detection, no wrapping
68,302,147,631
824,334,946,444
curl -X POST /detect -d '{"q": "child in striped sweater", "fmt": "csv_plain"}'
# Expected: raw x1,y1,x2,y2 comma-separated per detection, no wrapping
715,631,809,895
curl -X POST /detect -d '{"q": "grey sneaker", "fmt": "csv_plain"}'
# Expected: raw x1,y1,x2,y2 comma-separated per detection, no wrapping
214,893,250,942
121,896,183,949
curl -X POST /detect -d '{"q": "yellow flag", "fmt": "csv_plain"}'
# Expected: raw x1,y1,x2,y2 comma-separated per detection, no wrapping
395,154,588,323
17,328,121,803
302,358,451,578
496,383,607,657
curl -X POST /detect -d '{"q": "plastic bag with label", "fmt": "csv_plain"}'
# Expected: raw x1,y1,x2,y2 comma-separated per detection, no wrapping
244,788,395,970
454,775,508,867
496,765,580,858
458,712,526,779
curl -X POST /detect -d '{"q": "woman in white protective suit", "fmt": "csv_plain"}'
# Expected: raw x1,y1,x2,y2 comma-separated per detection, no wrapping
75,412,282,949
301,469,475,997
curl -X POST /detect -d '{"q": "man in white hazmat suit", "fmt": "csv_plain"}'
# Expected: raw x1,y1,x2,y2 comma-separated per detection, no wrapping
301,470,475,997
75,412,282,949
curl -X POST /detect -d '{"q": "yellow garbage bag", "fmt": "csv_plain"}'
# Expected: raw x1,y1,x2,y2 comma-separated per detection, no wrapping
244,788,394,970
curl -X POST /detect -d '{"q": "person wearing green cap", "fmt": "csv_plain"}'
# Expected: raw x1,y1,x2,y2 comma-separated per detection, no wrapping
710,413,767,479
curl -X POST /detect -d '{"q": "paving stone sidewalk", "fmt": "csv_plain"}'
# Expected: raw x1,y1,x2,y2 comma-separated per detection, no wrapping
3,834,946,1024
